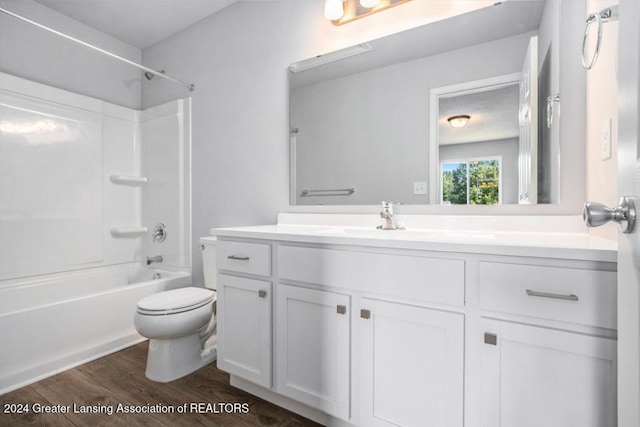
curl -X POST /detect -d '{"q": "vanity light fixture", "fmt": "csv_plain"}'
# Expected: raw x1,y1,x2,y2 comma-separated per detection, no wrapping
325,0,411,26
324,0,345,20
448,115,471,128
360,0,382,8
289,43,372,72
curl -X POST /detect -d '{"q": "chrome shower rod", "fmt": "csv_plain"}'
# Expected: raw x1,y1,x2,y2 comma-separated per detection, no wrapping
0,6,195,92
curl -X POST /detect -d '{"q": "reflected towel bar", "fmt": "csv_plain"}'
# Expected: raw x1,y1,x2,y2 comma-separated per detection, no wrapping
109,175,148,185
110,227,148,237
301,188,355,196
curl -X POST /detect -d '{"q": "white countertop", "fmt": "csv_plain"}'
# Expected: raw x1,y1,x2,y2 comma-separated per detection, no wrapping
208,222,617,262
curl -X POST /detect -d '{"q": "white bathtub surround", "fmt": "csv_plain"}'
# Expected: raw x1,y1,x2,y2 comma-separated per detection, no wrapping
0,264,190,395
209,214,617,427
0,72,193,394
0,72,192,279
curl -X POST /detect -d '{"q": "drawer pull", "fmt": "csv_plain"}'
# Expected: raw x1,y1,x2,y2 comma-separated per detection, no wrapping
360,309,371,319
526,289,579,301
258,289,267,298
227,255,250,261
337,305,347,315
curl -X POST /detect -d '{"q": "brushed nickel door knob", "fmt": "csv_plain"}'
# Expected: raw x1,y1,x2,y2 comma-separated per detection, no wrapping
584,196,636,233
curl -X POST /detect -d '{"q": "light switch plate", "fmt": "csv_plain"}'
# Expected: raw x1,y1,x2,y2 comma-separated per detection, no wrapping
413,181,427,195
602,118,612,160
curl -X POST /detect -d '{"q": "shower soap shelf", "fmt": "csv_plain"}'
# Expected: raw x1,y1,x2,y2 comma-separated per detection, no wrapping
110,227,148,237
109,175,148,185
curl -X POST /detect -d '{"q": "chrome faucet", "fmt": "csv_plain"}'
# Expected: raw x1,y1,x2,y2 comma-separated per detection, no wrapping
377,201,404,230
146,255,163,265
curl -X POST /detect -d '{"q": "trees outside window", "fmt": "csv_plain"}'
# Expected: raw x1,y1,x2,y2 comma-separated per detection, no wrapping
441,158,501,205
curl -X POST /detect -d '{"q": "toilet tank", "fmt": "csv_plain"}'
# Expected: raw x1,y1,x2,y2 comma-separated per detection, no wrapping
200,237,217,290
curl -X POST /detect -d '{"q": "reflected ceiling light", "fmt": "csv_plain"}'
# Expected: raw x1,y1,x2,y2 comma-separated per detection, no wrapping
447,115,471,128
324,0,345,20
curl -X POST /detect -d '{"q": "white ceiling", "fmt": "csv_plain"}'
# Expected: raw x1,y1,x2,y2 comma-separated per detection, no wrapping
34,0,237,49
438,84,520,146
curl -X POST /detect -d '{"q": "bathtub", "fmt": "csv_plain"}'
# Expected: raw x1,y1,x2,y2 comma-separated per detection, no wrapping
0,263,191,395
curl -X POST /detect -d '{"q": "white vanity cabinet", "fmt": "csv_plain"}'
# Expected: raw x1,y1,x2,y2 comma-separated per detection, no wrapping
481,319,616,427
216,241,273,388
358,298,464,427
276,243,466,426
276,284,351,420
479,261,618,427
210,227,617,427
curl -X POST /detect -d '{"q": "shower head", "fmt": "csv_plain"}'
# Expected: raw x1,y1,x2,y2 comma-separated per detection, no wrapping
144,70,165,81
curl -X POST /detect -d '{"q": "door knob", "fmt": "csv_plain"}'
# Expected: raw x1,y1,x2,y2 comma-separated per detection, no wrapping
583,196,636,233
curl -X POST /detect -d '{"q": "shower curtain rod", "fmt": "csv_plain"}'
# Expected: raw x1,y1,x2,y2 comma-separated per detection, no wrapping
0,6,195,92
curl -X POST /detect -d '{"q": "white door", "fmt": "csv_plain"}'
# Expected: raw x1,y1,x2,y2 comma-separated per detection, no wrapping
481,319,617,427
616,0,640,424
518,35,538,204
359,298,464,427
276,284,351,420
216,274,272,388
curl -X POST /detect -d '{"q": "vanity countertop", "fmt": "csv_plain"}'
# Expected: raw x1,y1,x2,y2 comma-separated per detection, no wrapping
208,223,617,263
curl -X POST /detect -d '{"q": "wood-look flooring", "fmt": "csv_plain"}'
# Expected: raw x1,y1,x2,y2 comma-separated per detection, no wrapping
0,342,320,427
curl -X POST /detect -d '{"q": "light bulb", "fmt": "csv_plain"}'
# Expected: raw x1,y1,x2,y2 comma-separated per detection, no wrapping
324,0,345,20
360,0,381,8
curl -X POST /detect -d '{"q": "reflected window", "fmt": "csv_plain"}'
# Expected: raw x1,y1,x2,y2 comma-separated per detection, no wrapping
441,158,501,205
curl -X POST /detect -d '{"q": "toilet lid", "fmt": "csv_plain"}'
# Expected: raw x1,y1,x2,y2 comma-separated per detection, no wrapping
137,287,215,313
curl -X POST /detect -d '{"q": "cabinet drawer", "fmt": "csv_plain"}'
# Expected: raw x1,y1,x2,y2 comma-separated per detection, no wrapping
217,241,271,277
480,262,616,329
278,245,465,307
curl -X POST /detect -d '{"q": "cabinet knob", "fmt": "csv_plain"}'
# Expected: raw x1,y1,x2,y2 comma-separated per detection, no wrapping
258,289,267,298
336,305,347,315
360,309,371,319
484,333,497,346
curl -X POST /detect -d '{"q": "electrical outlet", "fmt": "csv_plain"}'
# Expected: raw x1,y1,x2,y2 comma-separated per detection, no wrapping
413,181,427,195
602,118,612,160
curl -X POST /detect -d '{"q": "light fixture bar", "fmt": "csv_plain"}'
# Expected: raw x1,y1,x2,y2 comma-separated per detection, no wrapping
332,0,412,26
289,43,372,73
0,6,195,92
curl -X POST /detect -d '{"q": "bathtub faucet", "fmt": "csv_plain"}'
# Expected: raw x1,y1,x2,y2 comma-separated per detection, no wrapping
146,255,163,266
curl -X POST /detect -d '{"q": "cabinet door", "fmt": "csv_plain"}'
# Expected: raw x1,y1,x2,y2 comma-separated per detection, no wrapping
481,319,616,427
276,284,351,420
217,274,272,388
359,299,464,427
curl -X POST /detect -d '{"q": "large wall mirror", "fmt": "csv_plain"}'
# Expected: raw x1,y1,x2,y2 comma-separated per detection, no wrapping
290,0,565,206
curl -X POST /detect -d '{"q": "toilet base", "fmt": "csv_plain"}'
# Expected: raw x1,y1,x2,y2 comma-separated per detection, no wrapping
145,333,217,382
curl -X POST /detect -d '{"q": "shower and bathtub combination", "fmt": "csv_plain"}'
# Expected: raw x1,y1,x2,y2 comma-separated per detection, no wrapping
0,71,193,394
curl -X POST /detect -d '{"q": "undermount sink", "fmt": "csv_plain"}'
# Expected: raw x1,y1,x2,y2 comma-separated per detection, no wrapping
313,226,493,240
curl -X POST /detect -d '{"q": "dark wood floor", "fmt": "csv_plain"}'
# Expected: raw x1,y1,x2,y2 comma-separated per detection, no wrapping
0,342,320,426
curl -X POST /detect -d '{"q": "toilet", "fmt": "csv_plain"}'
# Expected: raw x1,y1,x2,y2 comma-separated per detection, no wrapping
134,237,218,382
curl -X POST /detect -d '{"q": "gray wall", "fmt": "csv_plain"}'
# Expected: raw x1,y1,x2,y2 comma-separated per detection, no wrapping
439,138,519,204
142,1,303,285
291,33,531,205
0,0,142,109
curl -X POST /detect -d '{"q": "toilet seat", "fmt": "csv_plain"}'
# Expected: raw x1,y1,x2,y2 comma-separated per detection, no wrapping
137,287,215,316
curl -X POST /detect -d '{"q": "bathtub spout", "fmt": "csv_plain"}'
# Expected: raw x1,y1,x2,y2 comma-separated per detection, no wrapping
146,255,163,265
